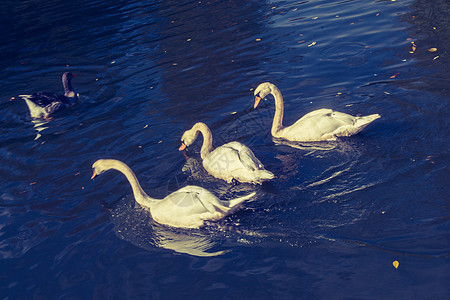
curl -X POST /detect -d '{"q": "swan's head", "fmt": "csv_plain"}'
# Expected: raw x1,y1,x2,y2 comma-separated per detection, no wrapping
179,127,198,151
253,82,275,108
91,159,112,179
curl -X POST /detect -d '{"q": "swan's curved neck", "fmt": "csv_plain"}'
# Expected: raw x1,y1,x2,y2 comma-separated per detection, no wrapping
193,123,214,159
107,161,156,208
271,86,284,135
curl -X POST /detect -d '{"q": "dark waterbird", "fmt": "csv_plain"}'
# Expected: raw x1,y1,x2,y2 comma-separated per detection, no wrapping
20,72,78,119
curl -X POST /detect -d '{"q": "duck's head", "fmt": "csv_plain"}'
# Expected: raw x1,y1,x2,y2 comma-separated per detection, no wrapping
62,72,78,99
253,82,275,108
63,72,74,81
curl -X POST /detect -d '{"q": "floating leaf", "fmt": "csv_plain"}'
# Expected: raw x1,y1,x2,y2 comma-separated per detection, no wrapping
389,72,400,79
409,42,417,54
307,41,317,47
393,261,399,269
255,38,261,42
428,47,437,52
433,56,439,60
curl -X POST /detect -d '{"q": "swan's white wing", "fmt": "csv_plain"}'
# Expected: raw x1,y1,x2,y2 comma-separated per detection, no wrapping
165,186,227,212
282,109,358,141
204,145,246,173
222,142,264,171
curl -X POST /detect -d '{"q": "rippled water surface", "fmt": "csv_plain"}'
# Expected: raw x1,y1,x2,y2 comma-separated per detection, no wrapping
1,0,448,298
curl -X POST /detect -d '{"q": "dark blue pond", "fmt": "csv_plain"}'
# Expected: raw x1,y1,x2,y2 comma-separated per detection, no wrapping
1,0,448,298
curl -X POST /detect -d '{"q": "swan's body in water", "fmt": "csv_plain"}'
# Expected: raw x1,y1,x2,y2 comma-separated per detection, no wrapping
179,122,274,184
20,72,78,119
253,82,380,142
91,159,255,229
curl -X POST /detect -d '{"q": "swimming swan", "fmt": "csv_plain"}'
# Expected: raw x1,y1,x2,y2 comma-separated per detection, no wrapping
20,72,78,119
253,82,380,142
91,159,255,229
179,122,274,184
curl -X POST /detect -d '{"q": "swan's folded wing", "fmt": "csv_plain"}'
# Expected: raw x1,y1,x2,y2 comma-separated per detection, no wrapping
223,142,263,171
169,186,228,213
300,108,334,119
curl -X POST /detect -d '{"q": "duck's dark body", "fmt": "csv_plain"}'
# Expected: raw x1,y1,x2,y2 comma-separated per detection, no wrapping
20,72,77,118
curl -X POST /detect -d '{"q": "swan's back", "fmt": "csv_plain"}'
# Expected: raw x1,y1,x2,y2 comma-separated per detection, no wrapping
281,109,380,141
150,186,231,228
203,142,273,184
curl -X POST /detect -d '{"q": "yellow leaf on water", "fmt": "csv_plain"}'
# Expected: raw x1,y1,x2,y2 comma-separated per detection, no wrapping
409,41,417,54
393,261,399,269
255,38,261,42
307,41,317,47
428,48,437,52
433,56,439,60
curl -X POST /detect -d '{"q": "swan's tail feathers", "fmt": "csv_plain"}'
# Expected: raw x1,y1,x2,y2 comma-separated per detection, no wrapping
354,114,381,130
255,170,275,183
226,191,256,211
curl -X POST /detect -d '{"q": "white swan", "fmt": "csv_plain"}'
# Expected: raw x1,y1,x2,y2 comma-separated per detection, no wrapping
179,122,274,184
91,159,255,229
20,72,78,119
253,82,381,142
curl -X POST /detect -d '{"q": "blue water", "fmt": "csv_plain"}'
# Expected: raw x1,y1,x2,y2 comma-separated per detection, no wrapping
1,0,449,298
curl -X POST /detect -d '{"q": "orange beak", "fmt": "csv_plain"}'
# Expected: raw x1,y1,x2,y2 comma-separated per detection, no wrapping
91,171,97,180
254,96,261,109
179,142,187,151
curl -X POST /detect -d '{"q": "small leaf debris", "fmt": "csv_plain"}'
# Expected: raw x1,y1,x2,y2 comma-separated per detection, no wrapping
393,261,399,269
409,42,417,54
389,72,400,79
